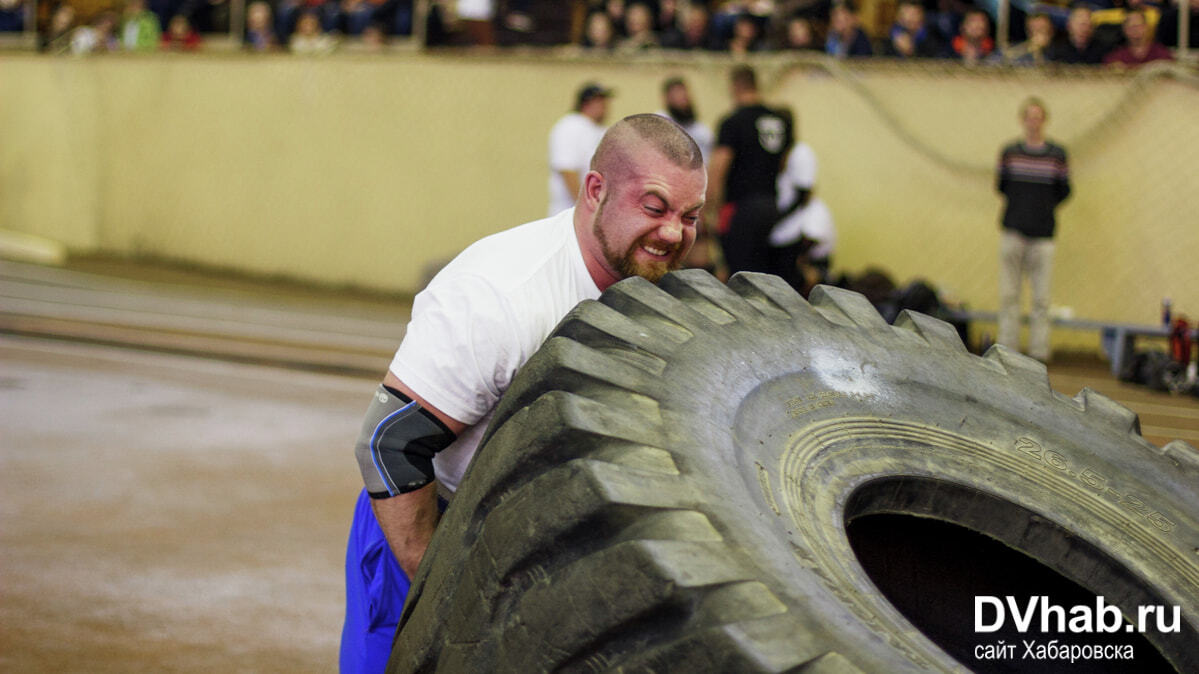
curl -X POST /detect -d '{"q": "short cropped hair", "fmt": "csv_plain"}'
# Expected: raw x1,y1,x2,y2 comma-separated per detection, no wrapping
1020,96,1048,119
592,113,705,173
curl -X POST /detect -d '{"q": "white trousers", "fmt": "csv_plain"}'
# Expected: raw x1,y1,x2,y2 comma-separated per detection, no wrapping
998,230,1055,362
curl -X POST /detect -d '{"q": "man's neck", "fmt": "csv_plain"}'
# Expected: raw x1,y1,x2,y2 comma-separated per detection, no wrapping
573,211,619,291
735,91,761,108
1024,136,1046,149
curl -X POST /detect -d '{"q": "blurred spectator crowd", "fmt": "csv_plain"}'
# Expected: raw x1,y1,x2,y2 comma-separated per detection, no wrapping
20,0,419,52
3,0,1194,60
567,0,1193,64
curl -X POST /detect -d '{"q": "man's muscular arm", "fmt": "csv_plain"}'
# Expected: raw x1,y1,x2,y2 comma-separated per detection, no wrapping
371,371,466,579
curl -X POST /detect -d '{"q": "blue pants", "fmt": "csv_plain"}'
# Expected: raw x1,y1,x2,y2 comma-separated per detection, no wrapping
340,489,410,674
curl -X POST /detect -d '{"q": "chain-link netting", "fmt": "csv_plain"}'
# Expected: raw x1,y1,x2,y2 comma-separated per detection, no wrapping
754,58,1198,351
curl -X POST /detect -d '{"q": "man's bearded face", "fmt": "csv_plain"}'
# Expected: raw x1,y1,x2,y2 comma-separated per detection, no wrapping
593,192,686,283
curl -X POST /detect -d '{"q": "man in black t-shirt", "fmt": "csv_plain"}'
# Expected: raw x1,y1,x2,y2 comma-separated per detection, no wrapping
996,97,1071,363
707,65,794,276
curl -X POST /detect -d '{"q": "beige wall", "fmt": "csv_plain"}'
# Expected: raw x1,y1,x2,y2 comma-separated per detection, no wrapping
2,54,1196,348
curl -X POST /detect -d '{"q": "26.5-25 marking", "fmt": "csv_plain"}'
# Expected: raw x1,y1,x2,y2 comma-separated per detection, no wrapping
1014,437,1175,534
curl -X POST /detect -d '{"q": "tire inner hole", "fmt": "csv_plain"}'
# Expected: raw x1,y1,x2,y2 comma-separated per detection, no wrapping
843,477,1184,673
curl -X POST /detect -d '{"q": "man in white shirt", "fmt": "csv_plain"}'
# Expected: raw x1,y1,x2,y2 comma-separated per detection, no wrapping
547,82,612,216
342,113,707,674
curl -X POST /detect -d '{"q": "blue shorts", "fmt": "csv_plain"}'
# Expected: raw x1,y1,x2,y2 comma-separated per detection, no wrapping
340,488,410,674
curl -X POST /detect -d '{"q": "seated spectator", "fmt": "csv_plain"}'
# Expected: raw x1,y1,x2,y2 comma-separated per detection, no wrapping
580,10,616,50
826,2,873,57
244,0,279,50
656,0,682,43
951,9,993,64
883,0,943,58
1049,5,1107,64
1092,0,1161,52
1104,8,1174,65
0,0,24,32
780,15,821,51
72,11,120,53
360,20,387,49
1000,12,1054,65
161,13,201,50
290,8,335,53
323,0,365,36
664,4,721,50
121,0,161,51
727,12,768,54
616,2,659,52
601,0,626,39
925,0,971,48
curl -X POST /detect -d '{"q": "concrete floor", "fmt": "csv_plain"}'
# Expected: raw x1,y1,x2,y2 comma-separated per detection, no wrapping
0,336,373,672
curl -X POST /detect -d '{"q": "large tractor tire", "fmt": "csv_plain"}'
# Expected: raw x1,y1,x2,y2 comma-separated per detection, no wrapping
388,270,1199,673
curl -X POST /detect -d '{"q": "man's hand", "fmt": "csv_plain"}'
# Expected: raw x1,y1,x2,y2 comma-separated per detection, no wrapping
371,483,440,578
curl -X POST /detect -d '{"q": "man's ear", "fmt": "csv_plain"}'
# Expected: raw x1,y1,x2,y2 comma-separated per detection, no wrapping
582,170,604,209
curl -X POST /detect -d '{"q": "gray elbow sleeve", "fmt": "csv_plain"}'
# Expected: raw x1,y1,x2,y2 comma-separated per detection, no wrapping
353,385,456,499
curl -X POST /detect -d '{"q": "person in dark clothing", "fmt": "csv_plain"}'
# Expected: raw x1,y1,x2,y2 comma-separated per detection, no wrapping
951,9,994,65
996,97,1071,363
1049,5,1108,64
662,3,722,49
1103,7,1175,66
825,2,874,57
707,65,795,276
883,0,944,57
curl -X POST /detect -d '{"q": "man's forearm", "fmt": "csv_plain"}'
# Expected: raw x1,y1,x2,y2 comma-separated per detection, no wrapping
371,483,440,579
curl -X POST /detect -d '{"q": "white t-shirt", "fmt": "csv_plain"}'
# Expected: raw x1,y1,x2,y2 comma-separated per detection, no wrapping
389,208,601,496
776,141,818,203
769,197,836,260
654,111,714,163
772,143,834,259
547,112,606,217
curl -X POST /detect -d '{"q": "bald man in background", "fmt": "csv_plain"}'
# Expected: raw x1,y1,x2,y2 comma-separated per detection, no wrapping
341,113,707,674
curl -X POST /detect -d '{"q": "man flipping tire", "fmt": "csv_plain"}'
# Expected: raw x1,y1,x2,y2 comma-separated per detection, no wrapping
391,270,1199,672
339,114,708,673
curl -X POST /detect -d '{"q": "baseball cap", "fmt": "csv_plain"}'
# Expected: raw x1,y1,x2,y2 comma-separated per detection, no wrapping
576,82,615,108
